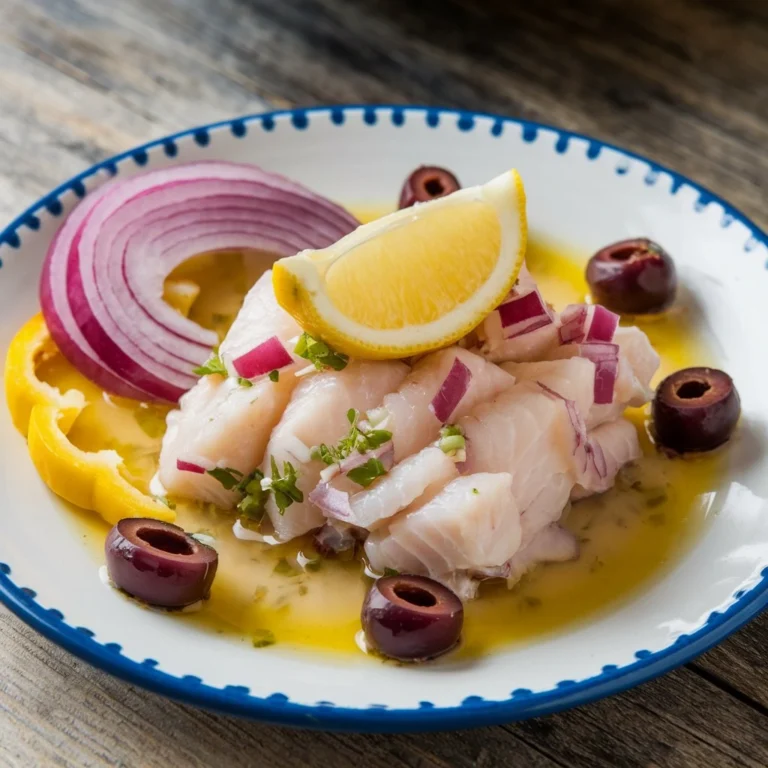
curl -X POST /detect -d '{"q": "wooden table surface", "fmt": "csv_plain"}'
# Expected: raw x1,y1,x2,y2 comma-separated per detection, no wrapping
0,0,766,765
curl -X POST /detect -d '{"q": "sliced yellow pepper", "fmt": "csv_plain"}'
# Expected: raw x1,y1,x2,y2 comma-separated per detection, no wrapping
5,313,175,525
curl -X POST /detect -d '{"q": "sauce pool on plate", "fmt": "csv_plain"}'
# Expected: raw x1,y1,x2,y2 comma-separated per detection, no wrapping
34,212,723,660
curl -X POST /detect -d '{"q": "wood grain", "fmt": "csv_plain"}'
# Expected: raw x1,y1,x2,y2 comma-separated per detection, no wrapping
0,0,765,765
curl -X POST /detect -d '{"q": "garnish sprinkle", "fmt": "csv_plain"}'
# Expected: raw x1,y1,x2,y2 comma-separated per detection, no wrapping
310,409,392,467
268,457,304,515
439,423,466,455
268,370,280,382
206,466,270,521
193,350,227,377
237,377,253,388
294,332,349,372
252,629,276,648
347,458,387,488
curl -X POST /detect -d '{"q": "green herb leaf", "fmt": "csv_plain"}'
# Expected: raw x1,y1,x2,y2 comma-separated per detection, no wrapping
294,332,349,371
273,558,298,576
193,351,227,377
309,412,392,468
364,429,393,450
471,488,479,495
268,369,280,382
252,628,276,648
383,567,400,577
207,466,244,491
347,458,387,488
347,408,357,425
237,377,253,388
310,443,336,466
270,457,303,515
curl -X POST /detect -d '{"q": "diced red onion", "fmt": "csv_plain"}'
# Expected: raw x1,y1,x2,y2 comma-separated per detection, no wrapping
498,289,554,340
559,304,618,345
574,343,620,405
338,442,395,473
40,162,359,402
308,482,354,520
176,459,206,474
429,357,472,423
232,335,293,379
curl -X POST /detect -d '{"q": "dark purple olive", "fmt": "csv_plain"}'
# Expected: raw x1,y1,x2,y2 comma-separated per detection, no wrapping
586,238,677,314
105,518,218,608
398,166,461,209
361,575,463,661
652,367,740,454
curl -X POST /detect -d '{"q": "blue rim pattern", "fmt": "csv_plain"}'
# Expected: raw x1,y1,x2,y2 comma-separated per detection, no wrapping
0,105,766,732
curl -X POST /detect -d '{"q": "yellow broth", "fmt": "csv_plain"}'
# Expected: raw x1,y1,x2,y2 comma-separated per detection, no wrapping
34,227,723,660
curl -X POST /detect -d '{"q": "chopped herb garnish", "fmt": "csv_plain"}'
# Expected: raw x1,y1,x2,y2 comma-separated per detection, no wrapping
294,332,349,371
273,558,298,576
134,408,166,439
310,409,392,467
298,584,309,596
439,423,466,455
237,377,253,388
383,567,400,577
347,457,387,488
269,457,303,515
252,629,276,648
268,369,280,382
207,466,244,490
472,488,479,496
193,351,227,377
155,496,176,510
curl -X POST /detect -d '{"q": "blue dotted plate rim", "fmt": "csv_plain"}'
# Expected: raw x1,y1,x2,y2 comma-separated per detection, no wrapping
0,105,766,732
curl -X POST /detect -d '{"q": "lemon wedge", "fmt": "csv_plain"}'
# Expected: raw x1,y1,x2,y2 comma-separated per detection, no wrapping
272,169,527,359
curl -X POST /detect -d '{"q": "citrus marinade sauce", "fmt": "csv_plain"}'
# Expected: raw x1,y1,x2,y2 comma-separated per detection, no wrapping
35,218,722,659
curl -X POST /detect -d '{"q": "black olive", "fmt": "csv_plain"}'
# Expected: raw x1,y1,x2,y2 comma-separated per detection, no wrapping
361,575,463,661
586,238,677,314
105,518,218,608
399,166,461,209
652,367,740,453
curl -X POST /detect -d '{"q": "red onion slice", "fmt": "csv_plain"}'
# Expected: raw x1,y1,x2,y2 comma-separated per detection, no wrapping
338,442,395,474
176,460,207,474
308,482,354,520
40,161,359,402
232,336,294,379
429,357,472,423
498,289,554,340
559,304,618,345
537,381,588,455
574,343,620,405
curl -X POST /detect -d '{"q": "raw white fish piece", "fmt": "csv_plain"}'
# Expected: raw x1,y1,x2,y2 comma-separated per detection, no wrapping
158,373,296,507
264,360,408,541
365,474,522,577
501,358,595,423
219,270,302,380
375,346,514,461
572,417,642,499
321,446,459,531
476,524,579,584
459,382,576,512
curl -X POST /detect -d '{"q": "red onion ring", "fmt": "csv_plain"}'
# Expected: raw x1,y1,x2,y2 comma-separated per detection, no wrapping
40,162,359,402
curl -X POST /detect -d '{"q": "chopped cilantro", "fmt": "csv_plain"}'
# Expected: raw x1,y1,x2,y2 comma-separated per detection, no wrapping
270,457,303,515
273,558,298,576
383,567,400,577
193,351,227,377
237,377,253,388
347,457,387,488
294,332,349,371
207,466,244,491
206,466,269,520
252,629,276,648
472,488,479,495
268,369,280,382
310,409,392,467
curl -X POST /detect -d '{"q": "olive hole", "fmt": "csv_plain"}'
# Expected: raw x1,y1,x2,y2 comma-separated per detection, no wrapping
424,178,445,197
138,528,194,555
676,380,711,400
394,585,437,607
609,246,639,261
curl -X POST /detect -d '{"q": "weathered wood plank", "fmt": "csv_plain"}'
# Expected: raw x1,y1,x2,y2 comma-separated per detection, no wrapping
0,0,766,765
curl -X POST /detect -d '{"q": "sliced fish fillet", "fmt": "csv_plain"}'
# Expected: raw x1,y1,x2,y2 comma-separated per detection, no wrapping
158,373,296,507
264,360,408,541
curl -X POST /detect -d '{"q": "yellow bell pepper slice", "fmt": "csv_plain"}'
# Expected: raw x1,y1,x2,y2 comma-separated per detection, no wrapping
5,313,175,525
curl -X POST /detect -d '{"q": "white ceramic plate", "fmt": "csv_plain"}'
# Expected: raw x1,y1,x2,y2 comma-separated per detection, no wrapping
1,106,767,731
